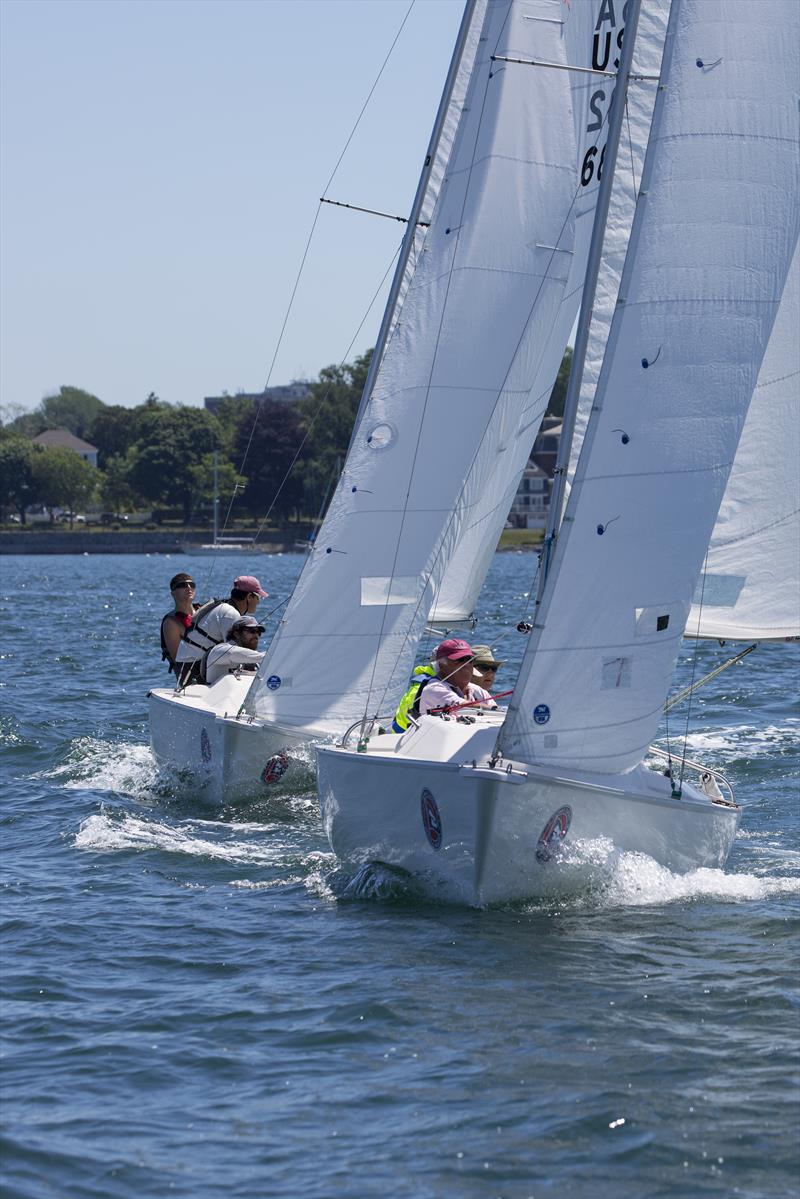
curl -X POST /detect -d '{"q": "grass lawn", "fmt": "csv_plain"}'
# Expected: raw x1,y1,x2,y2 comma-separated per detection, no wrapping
498,527,544,551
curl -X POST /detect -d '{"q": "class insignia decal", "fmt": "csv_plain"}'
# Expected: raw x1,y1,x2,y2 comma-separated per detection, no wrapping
266,675,282,691
420,788,442,851
536,805,572,863
261,752,290,785
533,703,551,725
200,728,212,764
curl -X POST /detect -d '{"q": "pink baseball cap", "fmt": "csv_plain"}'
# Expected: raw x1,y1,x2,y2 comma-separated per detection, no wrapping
435,638,474,661
234,574,269,598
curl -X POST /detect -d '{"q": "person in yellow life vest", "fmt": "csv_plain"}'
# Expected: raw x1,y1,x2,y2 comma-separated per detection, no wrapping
391,662,436,733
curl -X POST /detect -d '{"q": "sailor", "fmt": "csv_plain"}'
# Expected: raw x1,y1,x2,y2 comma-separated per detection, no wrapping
471,644,503,692
204,616,266,686
160,573,200,676
416,638,496,717
174,574,269,682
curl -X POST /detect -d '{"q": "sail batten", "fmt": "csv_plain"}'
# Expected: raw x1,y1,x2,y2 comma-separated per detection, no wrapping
499,0,800,773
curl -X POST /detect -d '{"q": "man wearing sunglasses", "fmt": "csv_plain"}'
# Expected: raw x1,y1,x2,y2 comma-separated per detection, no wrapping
174,573,269,684
204,616,266,686
160,572,200,676
471,645,503,692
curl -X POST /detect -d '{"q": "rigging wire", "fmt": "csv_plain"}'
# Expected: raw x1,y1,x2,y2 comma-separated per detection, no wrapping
677,549,710,792
203,0,417,591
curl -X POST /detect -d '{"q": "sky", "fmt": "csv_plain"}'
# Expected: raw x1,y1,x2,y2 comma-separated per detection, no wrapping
0,0,464,414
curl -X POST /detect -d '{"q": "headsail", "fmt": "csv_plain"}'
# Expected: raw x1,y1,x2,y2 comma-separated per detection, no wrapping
687,244,800,643
499,0,800,773
247,0,606,733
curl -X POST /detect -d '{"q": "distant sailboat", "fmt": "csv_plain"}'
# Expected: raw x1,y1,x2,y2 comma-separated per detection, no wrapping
316,0,800,904
182,452,256,554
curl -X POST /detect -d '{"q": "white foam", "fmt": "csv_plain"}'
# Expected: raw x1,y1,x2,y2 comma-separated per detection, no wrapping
74,810,295,866
668,719,799,759
36,738,160,799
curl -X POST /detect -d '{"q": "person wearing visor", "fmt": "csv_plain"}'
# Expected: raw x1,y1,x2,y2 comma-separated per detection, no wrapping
160,572,200,676
416,639,497,717
174,573,269,682
204,616,266,686
471,645,503,692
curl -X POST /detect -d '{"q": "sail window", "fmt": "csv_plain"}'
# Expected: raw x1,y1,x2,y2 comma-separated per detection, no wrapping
366,423,398,451
692,574,746,607
634,603,687,637
361,576,419,606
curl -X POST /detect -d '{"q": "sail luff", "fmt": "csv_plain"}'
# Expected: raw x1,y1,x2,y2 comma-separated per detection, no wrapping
535,0,645,598
346,0,483,455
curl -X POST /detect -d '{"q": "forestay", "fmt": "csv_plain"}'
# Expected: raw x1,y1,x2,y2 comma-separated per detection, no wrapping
499,0,800,773
247,0,598,733
687,245,800,643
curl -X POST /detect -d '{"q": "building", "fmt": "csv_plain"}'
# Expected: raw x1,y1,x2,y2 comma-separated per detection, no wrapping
32,428,98,467
204,382,311,415
507,460,550,529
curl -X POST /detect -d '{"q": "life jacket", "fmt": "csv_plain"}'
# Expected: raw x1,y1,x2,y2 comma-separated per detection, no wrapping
160,609,193,674
181,598,229,656
392,665,436,733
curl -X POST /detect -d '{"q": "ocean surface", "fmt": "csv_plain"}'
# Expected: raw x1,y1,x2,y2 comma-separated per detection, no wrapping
1,551,797,1199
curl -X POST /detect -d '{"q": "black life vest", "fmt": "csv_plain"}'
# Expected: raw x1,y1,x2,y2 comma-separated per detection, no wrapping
160,609,192,674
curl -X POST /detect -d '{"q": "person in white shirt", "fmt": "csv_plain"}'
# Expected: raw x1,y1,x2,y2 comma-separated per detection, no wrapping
417,638,497,716
204,616,265,686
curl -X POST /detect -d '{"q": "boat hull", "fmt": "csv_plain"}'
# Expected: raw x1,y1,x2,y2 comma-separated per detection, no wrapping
148,680,317,802
316,727,740,906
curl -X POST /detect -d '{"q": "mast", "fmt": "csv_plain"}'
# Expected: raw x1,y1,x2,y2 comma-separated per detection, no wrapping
345,0,481,453
212,450,219,546
535,0,644,601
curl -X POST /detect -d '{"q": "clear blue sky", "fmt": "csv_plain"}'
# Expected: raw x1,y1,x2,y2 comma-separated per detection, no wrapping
1,0,463,413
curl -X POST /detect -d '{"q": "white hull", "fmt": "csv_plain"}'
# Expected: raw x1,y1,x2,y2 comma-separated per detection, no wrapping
316,716,740,906
148,676,323,802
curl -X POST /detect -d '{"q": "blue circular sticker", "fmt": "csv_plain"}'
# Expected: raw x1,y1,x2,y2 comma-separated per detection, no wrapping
420,788,442,851
533,704,551,725
266,675,282,691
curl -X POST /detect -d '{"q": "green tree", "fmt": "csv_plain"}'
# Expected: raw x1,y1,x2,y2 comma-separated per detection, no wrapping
233,400,305,524
30,446,97,524
127,405,221,523
0,437,36,523
41,386,104,439
546,346,573,419
88,405,139,468
99,452,136,517
186,453,243,523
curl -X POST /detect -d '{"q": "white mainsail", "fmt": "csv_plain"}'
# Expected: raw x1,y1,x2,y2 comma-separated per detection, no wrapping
247,0,616,733
687,245,800,643
499,0,800,773
429,0,613,625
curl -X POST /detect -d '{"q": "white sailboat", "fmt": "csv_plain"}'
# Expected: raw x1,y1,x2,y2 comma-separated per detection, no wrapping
316,0,800,905
148,0,616,797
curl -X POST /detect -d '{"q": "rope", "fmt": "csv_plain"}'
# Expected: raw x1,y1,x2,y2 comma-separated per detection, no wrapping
677,549,710,791
203,0,417,591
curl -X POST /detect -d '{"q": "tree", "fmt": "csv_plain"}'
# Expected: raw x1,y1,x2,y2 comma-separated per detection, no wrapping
546,346,573,419
99,453,136,517
41,386,104,439
0,438,36,523
88,405,139,468
234,400,305,523
29,446,97,524
127,405,221,523
186,453,243,524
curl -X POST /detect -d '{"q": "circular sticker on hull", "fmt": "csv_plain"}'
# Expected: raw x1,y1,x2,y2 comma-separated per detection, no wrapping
200,728,212,764
533,704,551,725
420,788,442,851
261,751,290,786
536,805,572,863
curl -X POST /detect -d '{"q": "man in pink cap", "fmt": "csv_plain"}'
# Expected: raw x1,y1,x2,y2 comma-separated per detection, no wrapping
416,638,496,717
174,573,269,683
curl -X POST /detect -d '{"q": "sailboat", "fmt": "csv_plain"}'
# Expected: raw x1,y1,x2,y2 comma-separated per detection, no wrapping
148,0,619,796
315,0,799,904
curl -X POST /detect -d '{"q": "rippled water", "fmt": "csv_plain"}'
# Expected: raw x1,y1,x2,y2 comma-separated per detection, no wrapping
1,552,798,1198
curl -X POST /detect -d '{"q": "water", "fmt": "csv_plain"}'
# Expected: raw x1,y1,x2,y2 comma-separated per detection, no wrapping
1,552,798,1199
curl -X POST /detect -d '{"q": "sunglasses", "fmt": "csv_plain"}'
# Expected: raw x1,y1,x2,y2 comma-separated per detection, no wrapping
172,581,196,590
475,663,498,671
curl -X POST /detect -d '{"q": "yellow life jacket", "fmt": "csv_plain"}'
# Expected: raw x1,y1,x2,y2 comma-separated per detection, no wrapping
392,664,436,732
